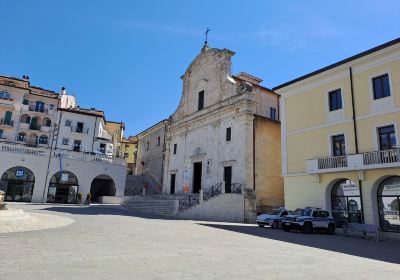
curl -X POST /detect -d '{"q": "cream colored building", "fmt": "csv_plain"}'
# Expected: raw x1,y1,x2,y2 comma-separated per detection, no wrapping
105,121,125,157
275,38,400,233
120,136,138,174
0,75,126,204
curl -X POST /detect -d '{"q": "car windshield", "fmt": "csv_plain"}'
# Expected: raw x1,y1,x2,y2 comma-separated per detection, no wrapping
302,208,313,216
290,208,304,215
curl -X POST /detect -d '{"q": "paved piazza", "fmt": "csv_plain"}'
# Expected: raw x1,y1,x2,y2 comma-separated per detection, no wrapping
0,204,399,280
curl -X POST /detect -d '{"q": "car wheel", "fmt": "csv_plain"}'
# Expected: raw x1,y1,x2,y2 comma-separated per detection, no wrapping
302,222,313,234
327,223,335,234
258,224,265,228
271,221,279,229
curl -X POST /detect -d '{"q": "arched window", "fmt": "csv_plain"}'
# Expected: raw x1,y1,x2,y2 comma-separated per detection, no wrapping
17,132,26,142
331,179,362,227
38,135,48,145
378,176,400,232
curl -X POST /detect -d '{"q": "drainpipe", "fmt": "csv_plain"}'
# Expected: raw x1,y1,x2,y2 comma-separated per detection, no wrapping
349,67,365,224
91,116,98,152
160,120,168,193
253,116,256,191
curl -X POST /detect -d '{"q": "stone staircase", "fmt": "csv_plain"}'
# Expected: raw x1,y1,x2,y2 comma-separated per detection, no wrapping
122,194,189,216
124,173,161,196
122,183,241,218
123,196,178,216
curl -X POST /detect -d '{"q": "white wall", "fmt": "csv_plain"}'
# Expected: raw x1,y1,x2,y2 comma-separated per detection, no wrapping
0,148,126,203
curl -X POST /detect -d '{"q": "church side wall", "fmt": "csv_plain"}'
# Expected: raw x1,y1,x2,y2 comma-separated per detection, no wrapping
254,116,284,212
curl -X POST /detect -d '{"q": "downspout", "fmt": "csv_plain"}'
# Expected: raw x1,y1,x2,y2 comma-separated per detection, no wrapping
253,116,256,191
349,67,365,224
160,120,168,193
91,116,98,152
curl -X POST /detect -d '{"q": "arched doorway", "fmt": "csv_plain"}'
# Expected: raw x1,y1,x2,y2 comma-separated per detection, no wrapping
90,175,116,202
47,171,79,204
377,176,400,232
0,166,35,202
331,179,362,227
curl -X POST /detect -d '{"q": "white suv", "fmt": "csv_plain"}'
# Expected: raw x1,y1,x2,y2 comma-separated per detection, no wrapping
256,208,288,229
282,208,336,234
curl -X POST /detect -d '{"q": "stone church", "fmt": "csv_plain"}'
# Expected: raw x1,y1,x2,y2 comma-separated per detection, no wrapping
135,42,283,213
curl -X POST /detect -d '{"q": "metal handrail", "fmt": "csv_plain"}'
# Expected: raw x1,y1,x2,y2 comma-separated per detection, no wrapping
231,183,243,194
178,194,199,211
203,182,223,200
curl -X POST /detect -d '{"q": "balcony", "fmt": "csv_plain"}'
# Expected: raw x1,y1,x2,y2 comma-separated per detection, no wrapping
0,97,14,108
0,119,13,127
40,126,51,132
25,105,54,115
306,149,400,174
71,126,89,134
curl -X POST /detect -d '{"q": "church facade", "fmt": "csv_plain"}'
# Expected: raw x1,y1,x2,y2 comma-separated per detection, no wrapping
136,43,283,212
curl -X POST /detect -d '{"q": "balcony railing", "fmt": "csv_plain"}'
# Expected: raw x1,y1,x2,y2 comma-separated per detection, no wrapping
0,142,126,166
71,126,89,134
0,119,13,126
307,148,400,174
28,106,47,113
29,124,41,131
317,155,348,170
363,149,400,165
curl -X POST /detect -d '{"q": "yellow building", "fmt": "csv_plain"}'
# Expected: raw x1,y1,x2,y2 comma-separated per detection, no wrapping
120,136,138,174
274,38,400,235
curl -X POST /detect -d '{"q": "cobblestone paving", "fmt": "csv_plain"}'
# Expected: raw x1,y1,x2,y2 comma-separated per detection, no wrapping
1,203,399,280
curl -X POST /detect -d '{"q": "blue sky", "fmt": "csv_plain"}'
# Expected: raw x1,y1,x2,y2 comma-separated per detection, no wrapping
1,1,399,136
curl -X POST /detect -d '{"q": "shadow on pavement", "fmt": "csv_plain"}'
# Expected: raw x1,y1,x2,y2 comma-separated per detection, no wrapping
40,205,177,221
198,223,400,265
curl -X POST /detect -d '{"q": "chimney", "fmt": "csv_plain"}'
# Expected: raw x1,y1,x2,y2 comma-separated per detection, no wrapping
22,75,30,81
61,87,66,95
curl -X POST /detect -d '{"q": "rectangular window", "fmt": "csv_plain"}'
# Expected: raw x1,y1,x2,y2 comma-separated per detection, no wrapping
378,125,396,150
270,107,277,120
373,74,391,100
329,89,342,111
146,141,149,151
226,127,232,142
73,140,81,152
173,143,177,154
49,104,55,110
65,120,72,127
62,138,69,145
198,90,204,110
332,134,346,156
157,136,161,146
0,91,11,99
22,99,29,105
124,153,129,159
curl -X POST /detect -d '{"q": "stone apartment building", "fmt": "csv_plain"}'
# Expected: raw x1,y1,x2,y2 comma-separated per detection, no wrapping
135,43,283,213
274,37,400,235
0,75,126,204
